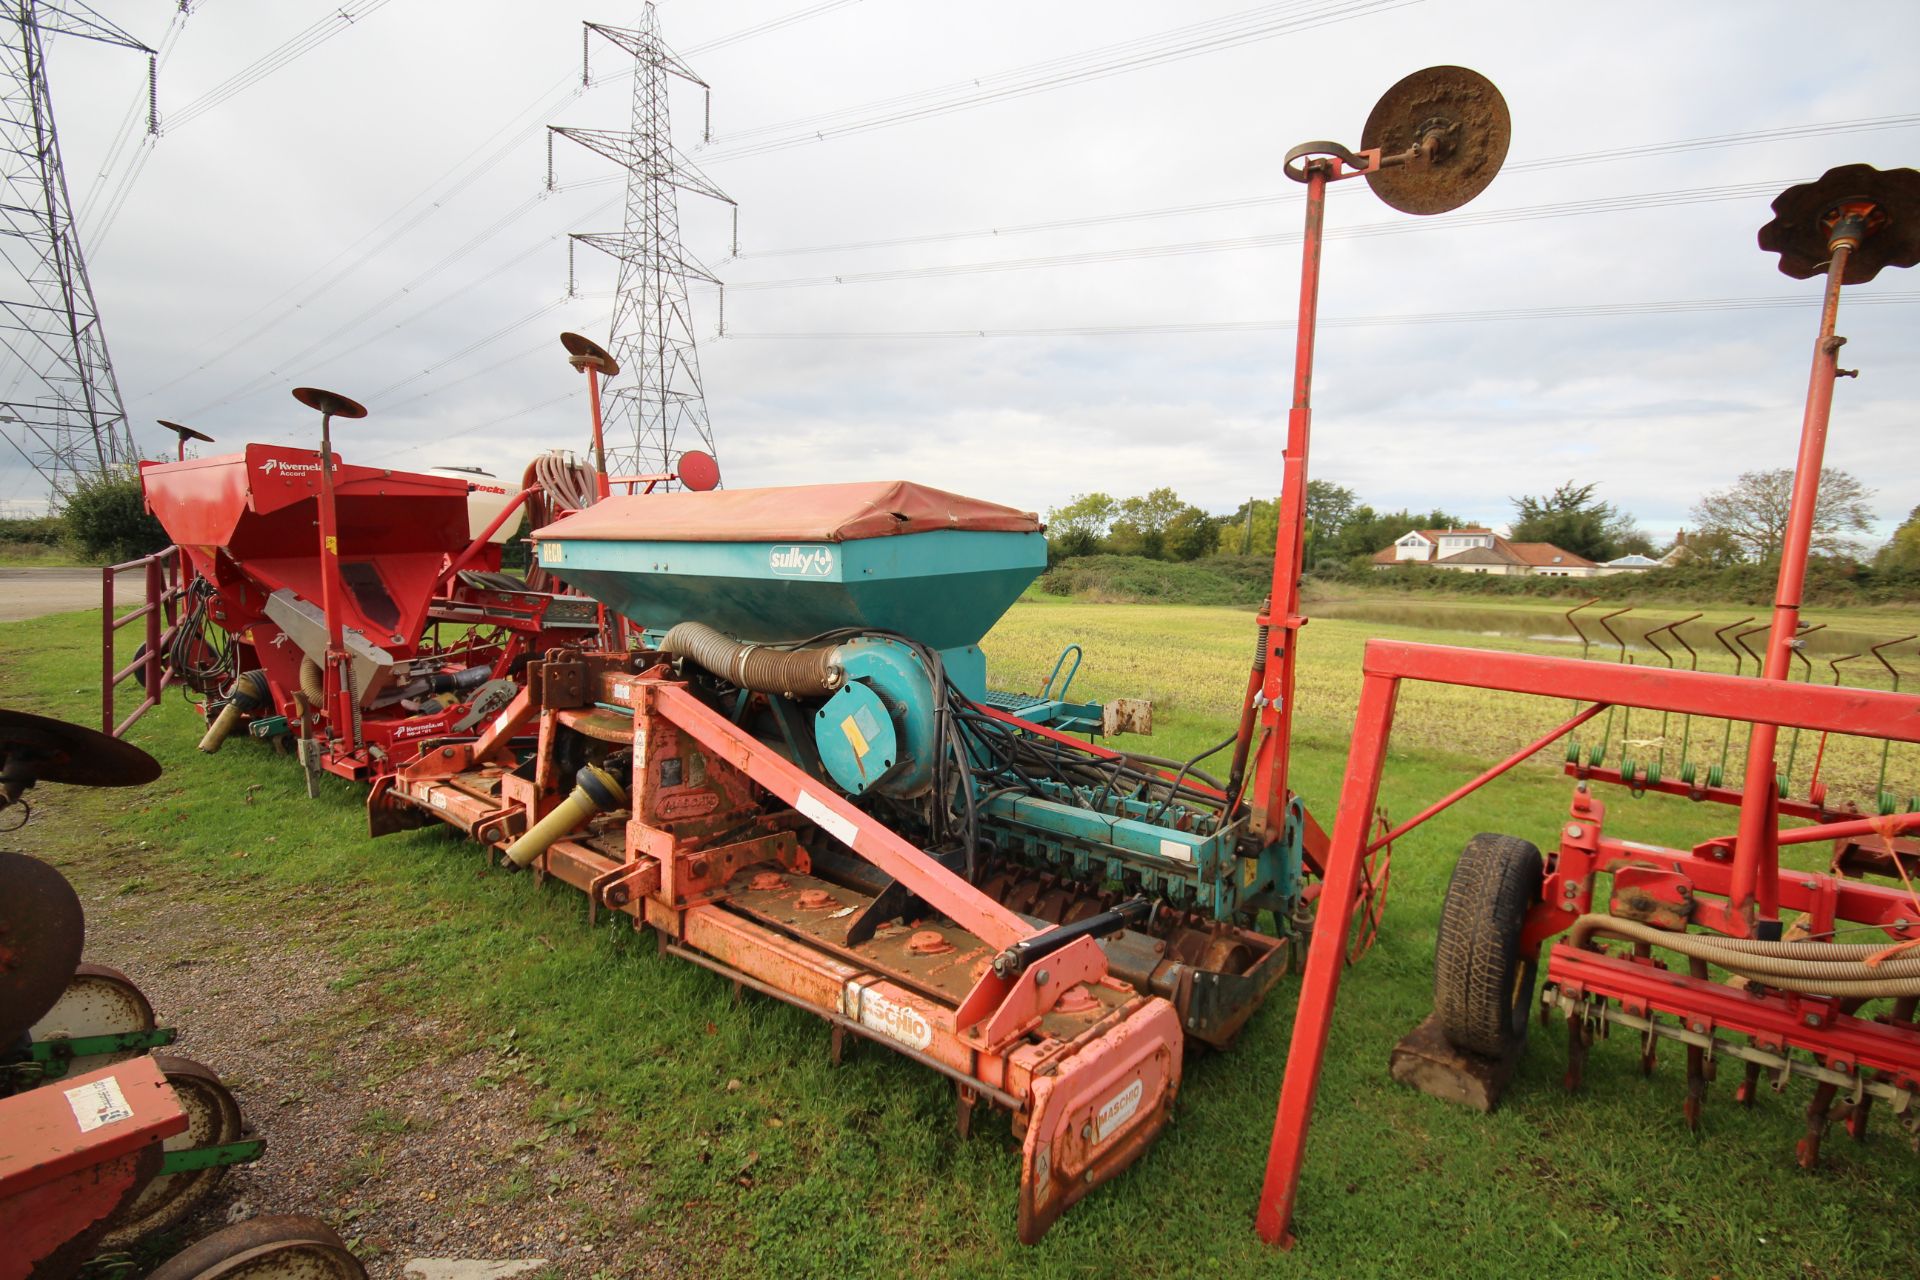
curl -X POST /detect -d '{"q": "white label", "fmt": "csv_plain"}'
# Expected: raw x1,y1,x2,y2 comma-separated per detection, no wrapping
1157,839,1194,863
611,682,633,703
843,982,934,1051
544,541,565,564
768,544,835,578
491,709,513,737
795,789,860,848
66,1076,133,1132
430,790,448,810
1093,1077,1145,1143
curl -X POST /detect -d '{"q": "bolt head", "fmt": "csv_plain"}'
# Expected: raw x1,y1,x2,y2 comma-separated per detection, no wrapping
1035,969,1051,987
1566,824,1584,839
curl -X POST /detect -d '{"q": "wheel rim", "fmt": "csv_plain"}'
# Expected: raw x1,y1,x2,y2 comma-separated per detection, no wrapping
101,1056,245,1246
30,963,158,1076
146,1215,365,1280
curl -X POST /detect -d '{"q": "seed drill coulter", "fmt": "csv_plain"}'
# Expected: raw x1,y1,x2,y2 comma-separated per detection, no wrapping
1252,134,1920,1245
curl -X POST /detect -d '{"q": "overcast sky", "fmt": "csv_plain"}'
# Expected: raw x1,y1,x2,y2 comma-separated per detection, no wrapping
4,0,1916,544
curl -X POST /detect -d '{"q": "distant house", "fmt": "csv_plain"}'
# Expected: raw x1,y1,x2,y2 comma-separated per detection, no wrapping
1372,527,1600,578
1596,553,1660,575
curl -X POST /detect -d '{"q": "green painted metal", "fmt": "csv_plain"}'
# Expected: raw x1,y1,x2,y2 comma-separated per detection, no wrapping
538,528,1044,650
157,1138,266,1176
25,1027,177,1079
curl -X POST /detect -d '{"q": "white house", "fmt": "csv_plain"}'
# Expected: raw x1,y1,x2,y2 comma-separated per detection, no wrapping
1373,527,1601,577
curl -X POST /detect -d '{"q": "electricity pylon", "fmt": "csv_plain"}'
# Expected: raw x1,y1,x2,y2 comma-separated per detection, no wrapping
549,5,735,486
0,0,153,501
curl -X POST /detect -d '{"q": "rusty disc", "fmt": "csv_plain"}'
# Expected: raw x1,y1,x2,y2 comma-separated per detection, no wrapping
0,851,85,1045
1758,163,1920,284
290,386,368,420
157,419,215,445
676,448,720,492
1,707,162,788
560,330,620,377
1360,65,1511,215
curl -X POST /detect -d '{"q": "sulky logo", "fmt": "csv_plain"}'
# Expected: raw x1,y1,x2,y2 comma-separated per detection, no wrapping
769,544,834,578
259,457,323,478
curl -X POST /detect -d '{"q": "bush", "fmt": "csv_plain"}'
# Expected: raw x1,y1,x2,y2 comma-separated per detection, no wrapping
0,515,67,546
61,467,167,564
1037,554,1268,606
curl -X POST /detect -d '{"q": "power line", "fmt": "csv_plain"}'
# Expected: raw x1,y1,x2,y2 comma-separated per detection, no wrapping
165,0,397,131
724,180,1795,292
729,113,1920,263
721,289,1920,340
699,0,1419,161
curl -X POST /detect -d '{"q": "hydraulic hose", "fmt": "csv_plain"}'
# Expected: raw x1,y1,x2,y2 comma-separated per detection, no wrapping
662,620,843,698
198,669,269,753
503,763,627,869
1570,915,1920,999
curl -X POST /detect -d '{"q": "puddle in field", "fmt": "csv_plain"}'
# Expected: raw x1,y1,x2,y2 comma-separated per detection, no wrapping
1316,598,1919,673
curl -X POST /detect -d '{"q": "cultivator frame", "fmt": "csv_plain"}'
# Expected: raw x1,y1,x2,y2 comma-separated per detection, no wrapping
1255,161,1920,1246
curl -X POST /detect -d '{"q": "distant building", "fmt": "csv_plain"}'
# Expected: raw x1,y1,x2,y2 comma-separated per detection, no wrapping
1372,527,1600,577
1597,553,1661,575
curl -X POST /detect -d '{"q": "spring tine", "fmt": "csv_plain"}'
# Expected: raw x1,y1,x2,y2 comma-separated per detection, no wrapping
1869,636,1915,799
1685,1043,1708,1131
1565,598,1600,662
1670,615,1702,770
1714,618,1754,784
1735,1058,1762,1106
1797,1079,1841,1169
1564,1007,1590,1092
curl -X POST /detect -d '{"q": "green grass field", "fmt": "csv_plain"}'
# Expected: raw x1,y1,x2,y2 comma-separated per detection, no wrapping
5,603,1917,1279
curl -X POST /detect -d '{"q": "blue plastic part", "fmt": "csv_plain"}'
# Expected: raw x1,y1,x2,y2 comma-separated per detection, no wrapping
815,681,900,796
538,528,1045,651
821,638,936,798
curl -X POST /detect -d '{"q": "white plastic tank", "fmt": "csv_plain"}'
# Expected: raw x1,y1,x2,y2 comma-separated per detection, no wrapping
427,466,516,544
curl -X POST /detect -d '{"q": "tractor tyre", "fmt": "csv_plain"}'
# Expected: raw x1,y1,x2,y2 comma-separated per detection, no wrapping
1433,832,1544,1059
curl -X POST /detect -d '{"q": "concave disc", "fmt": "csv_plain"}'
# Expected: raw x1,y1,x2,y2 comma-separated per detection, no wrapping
560,330,621,377
0,851,85,1045
290,387,368,419
1759,163,1920,284
157,419,215,444
0,708,162,788
1360,65,1511,215
676,449,721,491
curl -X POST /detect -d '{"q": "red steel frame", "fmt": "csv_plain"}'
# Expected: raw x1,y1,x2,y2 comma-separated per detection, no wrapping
1254,643,1920,1244
1250,188,1919,1245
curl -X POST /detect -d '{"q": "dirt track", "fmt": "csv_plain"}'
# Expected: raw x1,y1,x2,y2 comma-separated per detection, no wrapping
0,567,99,622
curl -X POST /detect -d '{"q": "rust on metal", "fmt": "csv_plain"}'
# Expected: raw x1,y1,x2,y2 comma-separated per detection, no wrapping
0,851,86,1045
1359,65,1511,215
1759,164,1920,283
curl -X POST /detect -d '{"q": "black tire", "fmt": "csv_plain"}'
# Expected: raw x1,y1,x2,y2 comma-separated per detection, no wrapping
1433,833,1544,1059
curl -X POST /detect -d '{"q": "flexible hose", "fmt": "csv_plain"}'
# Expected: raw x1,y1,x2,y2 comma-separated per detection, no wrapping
662,621,843,697
521,451,599,593
198,669,268,753
1571,915,1920,998
299,657,325,706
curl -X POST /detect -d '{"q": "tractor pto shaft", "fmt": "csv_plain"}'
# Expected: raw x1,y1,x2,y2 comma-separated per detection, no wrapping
992,897,1153,979
197,670,269,754
502,763,627,868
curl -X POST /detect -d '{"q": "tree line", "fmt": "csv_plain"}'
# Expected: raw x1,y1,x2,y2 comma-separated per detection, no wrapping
1045,468,1910,575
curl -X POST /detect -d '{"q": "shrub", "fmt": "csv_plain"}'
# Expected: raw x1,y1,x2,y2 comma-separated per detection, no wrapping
61,467,167,564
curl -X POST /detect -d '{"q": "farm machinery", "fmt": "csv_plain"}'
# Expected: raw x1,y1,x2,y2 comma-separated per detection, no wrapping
104,67,1538,1243
1,708,366,1279
1251,133,1920,1243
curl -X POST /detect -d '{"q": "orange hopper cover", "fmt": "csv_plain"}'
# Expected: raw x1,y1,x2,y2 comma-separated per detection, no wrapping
534,480,1043,543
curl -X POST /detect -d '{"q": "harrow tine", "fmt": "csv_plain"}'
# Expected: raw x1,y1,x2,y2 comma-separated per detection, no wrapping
1712,617,1754,790
1736,1059,1763,1106
1869,635,1916,807
1684,1043,1708,1131
1563,1007,1590,1092
1797,1080,1841,1169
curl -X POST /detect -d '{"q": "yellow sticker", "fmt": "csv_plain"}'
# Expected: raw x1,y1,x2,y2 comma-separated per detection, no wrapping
324,535,338,555
1242,858,1258,889
840,715,870,759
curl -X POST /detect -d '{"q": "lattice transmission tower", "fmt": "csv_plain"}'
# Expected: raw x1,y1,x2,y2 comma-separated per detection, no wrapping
0,0,153,502
549,5,735,485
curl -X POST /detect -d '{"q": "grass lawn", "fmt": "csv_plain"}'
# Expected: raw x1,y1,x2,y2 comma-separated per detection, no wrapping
5,603,1917,1279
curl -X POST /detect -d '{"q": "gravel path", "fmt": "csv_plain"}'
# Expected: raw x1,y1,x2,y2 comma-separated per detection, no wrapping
0,567,101,622
46,828,678,1279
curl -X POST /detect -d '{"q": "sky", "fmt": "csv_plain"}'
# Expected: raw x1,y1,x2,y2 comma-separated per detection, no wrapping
3,0,1917,546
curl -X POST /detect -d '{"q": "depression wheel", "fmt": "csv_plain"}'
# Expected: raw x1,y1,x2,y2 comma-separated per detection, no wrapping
101,1055,247,1246
145,1214,366,1280
1433,833,1543,1059
29,962,159,1078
